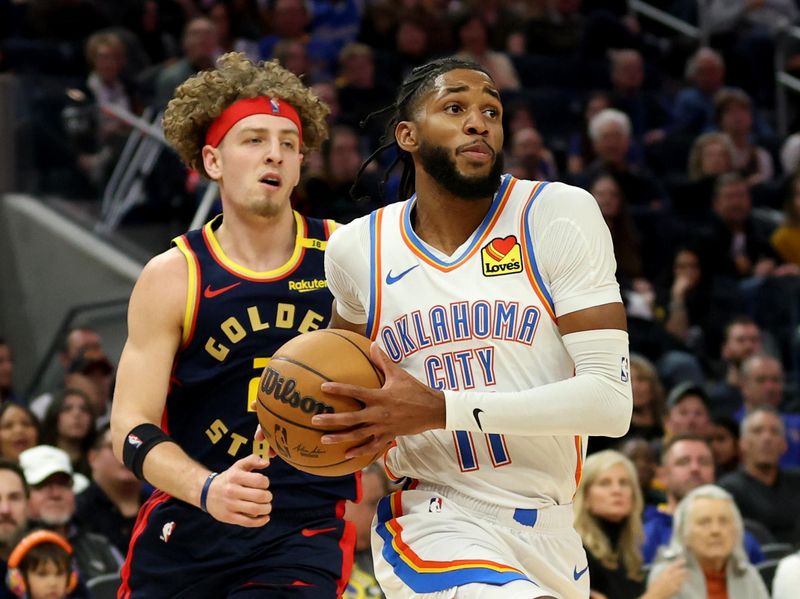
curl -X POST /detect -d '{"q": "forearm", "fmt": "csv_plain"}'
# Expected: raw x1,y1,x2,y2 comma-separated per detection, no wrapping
141,441,212,508
112,410,211,508
444,330,632,437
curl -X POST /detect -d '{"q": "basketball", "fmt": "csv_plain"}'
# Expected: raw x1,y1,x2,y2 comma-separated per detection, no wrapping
255,329,385,477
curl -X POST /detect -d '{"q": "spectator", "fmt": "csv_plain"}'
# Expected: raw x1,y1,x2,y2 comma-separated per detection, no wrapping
508,127,557,182
770,171,800,266
719,407,800,543
207,1,259,60
573,450,686,599
127,0,180,67
0,405,39,463
0,460,29,561
688,132,736,182
308,0,363,53
302,125,380,222
31,349,113,428
706,0,797,104
648,484,769,599
772,549,800,599
672,132,736,226
0,340,18,405
713,315,762,392
75,425,145,555
272,38,310,80
6,529,81,599
581,108,666,211
737,354,800,467
258,0,337,80
452,13,520,91
40,389,96,480
627,354,665,441
701,172,780,280
642,434,763,565
672,47,726,135
710,416,741,477
714,89,773,186
590,173,642,284
343,464,388,599
335,43,394,143
153,16,219,110
391,15,432,81
619,437,665,508
18,446,122,581
663,383,713,440
567,91,611,177
608,49,669,146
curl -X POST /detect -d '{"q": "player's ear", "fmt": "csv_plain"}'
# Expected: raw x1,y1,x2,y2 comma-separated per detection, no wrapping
395,121,418,153
202,145,223,181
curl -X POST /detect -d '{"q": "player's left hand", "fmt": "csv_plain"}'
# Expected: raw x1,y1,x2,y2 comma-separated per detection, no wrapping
311,343,446,458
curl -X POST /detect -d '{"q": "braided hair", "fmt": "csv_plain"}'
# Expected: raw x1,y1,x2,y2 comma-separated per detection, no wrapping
352,57,492,203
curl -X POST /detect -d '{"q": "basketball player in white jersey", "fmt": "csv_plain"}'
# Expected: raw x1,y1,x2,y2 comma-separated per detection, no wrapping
313,58,633,599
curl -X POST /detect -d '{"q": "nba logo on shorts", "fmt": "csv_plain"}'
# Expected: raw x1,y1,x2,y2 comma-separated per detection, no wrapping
160,521,176,543
270,98,280,113
428,497,443,513
620,356,629,383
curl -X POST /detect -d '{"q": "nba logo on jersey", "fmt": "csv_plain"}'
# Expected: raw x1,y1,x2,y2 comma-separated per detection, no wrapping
428,497,443,513
481,236,523,277
270,98,281,113
620,356,630,382
160,521,176,543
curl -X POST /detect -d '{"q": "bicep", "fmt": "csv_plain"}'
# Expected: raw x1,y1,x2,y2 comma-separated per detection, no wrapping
111,256,185,453
558,302,627,336
328,300,367,335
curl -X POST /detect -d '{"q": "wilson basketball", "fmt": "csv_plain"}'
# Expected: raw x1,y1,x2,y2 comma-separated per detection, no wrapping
255,329,384,477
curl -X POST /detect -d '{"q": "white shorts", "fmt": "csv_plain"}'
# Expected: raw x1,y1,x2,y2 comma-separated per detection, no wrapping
371,483,589,599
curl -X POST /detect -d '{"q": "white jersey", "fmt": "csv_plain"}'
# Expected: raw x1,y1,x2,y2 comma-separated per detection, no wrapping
326,175,621,509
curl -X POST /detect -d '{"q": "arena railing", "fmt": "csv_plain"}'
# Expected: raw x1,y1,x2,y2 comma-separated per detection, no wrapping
96,102,219,234
24,298,129,400
627,0,708,42
775,25,800,137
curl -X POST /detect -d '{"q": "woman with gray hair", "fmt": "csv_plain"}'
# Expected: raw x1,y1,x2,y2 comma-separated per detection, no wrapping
648,484,769,598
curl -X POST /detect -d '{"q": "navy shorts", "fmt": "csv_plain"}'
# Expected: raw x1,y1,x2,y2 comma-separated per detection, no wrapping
118,491,355,599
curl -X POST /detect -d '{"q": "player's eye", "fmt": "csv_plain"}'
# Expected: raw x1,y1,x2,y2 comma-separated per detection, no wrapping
484,108,499,118
281,141,296,149
444,104,462,114
248,138,262,144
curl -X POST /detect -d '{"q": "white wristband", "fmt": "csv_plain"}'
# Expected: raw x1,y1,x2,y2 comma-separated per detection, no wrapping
444,329,632,437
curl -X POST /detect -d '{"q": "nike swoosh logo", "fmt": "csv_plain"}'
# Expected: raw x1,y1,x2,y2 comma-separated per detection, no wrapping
472,408,485,431
301,527,337,537
204,282,241,298
573,564,589,581
385,265,419,285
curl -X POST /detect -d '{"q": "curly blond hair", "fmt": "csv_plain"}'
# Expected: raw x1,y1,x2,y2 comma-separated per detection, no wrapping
163,52,329,177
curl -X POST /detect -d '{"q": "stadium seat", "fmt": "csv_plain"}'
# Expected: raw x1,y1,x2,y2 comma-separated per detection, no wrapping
756,558,781,590
760,543,796,561
86,572,121,599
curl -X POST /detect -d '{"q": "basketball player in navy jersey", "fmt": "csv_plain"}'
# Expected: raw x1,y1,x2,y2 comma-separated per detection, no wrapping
111,52,358,598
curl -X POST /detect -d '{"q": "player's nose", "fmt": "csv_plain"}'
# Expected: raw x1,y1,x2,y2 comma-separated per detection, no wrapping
263,139,284,164
463,106,489,136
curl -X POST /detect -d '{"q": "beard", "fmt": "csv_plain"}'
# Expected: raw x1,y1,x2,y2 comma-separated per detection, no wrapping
418,141,504,201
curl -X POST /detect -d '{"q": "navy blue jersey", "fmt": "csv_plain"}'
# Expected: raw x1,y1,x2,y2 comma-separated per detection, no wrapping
168,212,358,511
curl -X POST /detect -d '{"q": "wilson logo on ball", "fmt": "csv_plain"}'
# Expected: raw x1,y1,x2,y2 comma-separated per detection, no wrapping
260,366,335,414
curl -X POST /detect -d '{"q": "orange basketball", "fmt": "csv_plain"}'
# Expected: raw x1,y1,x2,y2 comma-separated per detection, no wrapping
255,329,384,477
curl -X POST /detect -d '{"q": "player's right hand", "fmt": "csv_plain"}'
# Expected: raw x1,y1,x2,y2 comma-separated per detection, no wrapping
204,453,272,527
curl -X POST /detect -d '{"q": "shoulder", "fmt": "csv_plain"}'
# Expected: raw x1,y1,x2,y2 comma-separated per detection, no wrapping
327,211,374,256
527,180,598,212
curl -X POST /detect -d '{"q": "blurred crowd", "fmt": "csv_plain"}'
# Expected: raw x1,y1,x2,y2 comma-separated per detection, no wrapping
4,0,800,598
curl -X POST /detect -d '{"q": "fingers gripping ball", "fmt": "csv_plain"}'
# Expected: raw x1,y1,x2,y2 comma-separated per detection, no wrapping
256,329,384,476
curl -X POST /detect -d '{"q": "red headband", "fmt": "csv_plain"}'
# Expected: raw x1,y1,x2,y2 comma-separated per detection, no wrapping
205,96,303,147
